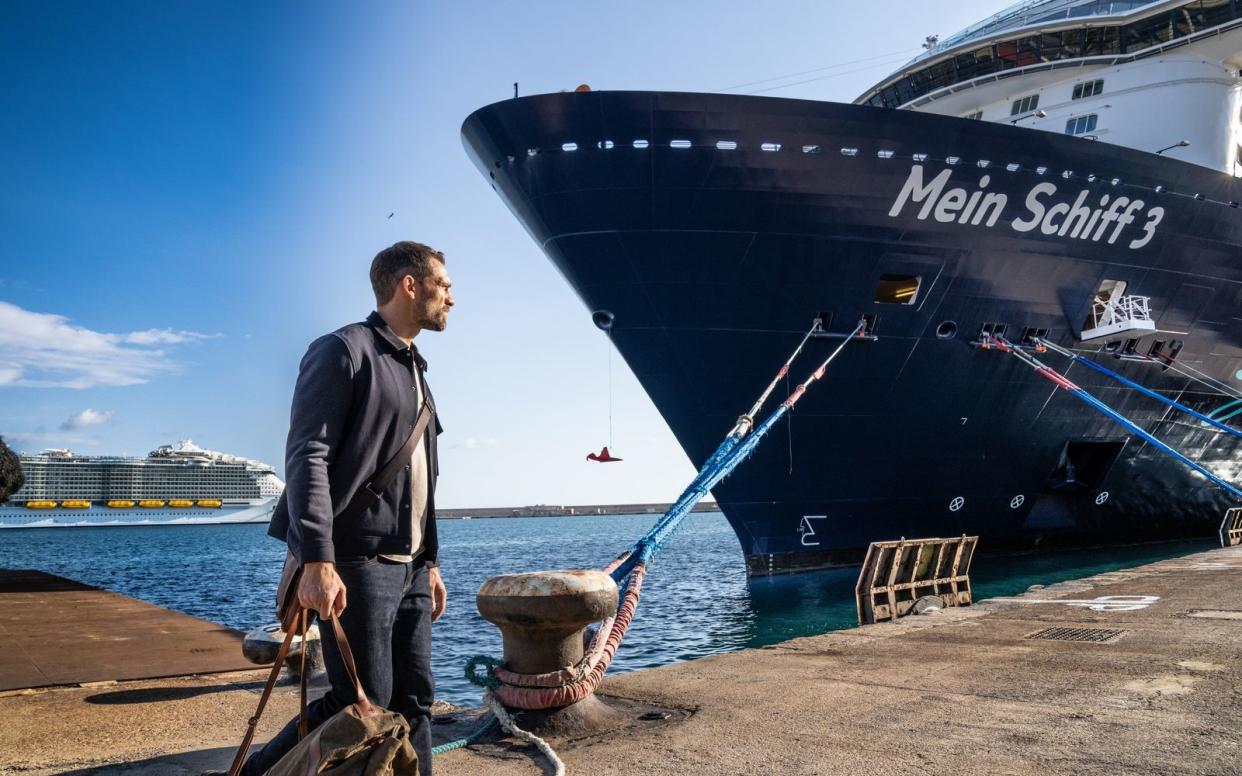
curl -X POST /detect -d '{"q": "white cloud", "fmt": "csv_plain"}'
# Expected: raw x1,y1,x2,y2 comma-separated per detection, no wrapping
0,301,213,389
61,408,114,430
6,430,102,450
122,328,214,346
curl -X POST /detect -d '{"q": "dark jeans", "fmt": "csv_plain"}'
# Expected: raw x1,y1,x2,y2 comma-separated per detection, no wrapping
242,558,435,775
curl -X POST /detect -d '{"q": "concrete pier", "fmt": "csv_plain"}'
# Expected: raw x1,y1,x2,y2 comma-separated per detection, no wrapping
2,545,1240,774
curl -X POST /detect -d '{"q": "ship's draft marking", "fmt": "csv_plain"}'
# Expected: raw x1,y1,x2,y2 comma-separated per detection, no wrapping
799,515,826,547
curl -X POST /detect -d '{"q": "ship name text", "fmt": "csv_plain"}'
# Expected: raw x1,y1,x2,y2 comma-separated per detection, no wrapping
887,165,1163,250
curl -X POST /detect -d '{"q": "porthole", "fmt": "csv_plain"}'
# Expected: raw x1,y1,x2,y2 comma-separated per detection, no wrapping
935,321,957,339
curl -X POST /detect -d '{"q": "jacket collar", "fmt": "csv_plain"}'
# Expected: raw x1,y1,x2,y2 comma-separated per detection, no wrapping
366,311,429,371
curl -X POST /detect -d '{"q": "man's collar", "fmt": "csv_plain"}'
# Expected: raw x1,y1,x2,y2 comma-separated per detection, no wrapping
366,311,429,370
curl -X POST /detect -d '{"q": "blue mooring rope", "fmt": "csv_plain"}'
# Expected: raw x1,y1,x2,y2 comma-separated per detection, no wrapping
431,715,499,756
997,339,1242,501
1042,340,1242,442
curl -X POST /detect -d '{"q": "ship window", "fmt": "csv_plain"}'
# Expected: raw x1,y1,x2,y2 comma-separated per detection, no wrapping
1122,338,1140,355
1011,94,1040,116
963,110,983,120
561,142,578,151
1065,114,1099,136
761,143,781,152
716,140,738,150
980,322,1008,339
802,144,822,154
860,314,878,335
632,139,649,149
1022,327,1051,344
946,156,961,165
815,311,833,332
936,321,957,339
1148,339,1167,358
1072,79,1104,100
840,147,859,156
670,139,692,149
874,274,921,305
877,149,895,159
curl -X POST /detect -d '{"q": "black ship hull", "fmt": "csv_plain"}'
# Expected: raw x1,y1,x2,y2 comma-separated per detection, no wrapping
462,91,1242,576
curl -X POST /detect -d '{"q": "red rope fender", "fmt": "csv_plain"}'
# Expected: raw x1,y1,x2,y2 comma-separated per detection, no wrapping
492,563,648,710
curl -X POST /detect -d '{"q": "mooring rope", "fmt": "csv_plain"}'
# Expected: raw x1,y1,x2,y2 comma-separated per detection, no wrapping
488,692,566,776
984,336,1242,500
1037,338,1242,441
440,318,866,764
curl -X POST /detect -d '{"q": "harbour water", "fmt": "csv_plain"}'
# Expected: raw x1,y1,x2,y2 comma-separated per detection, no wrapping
0,513,1213,705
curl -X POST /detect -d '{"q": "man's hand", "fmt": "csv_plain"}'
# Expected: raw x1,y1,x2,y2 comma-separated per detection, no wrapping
298,561,347,619
429,566,447,621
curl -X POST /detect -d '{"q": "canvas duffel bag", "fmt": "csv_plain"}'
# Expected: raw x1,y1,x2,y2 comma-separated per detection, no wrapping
227,605,418,775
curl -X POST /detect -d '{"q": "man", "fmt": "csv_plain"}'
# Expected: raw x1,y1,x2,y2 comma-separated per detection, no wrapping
242,241,454,775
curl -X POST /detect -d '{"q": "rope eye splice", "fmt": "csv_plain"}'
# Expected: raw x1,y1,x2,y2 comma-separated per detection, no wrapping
440,316,868,766
980,335,1242,501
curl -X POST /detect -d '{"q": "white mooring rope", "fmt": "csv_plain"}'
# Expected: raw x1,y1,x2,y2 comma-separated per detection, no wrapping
486,691,566,776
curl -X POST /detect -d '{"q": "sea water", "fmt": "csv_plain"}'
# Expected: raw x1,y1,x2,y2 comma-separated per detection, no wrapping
0,514,1213,705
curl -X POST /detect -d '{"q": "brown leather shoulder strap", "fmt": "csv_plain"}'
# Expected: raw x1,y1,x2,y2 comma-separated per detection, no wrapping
337,400,433,524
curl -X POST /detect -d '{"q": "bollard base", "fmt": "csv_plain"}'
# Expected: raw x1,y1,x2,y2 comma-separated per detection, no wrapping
509,694,627,737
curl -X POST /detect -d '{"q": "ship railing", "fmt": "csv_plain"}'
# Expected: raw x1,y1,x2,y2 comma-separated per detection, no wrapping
1222,508,1242,547
1080,294,1155,340
855,535,978,625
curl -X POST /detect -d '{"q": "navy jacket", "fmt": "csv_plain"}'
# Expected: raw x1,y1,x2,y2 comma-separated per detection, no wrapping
268,312,442,566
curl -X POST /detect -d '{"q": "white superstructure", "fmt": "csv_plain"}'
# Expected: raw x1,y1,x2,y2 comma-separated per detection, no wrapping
0,440,284,528
857,0,1242,173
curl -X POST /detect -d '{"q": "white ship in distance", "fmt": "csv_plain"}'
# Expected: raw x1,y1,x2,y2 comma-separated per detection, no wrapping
0,440,284,528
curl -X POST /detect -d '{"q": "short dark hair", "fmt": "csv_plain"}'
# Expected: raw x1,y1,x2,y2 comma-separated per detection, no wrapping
0,436,23,504
370,241,446,304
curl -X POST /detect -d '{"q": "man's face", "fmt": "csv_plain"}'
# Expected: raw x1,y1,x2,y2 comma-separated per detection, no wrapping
415,261,454,332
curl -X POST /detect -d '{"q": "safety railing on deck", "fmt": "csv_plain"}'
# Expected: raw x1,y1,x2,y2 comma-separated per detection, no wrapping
1222,508,1242,547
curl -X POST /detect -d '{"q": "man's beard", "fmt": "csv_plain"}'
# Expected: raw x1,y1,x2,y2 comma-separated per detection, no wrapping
424,311,448,331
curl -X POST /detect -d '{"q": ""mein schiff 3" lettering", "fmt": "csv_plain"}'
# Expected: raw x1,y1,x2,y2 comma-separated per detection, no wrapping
887,164,1164,250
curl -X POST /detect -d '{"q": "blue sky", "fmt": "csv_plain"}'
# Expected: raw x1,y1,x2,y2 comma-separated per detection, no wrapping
0,0,999,507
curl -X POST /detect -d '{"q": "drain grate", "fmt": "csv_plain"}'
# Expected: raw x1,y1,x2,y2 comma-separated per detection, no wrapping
1026,627,1125,643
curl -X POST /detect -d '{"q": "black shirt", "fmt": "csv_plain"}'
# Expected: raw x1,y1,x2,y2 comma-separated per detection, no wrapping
268,311,442,565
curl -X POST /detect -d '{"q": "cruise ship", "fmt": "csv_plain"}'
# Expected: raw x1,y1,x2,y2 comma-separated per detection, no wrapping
463,0,1242,575
0,441,283,528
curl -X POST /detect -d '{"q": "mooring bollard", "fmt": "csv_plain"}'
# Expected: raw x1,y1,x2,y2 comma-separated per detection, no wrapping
477,569,624,734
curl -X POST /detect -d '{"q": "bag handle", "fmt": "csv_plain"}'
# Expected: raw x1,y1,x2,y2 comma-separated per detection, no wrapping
227,606,305,776
226,606,378,776
325,613,375,716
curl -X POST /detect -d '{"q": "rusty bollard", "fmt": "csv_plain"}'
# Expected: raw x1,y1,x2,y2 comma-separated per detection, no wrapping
476,569,625,734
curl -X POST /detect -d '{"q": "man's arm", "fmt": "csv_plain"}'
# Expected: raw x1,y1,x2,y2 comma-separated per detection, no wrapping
284,334,355,615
